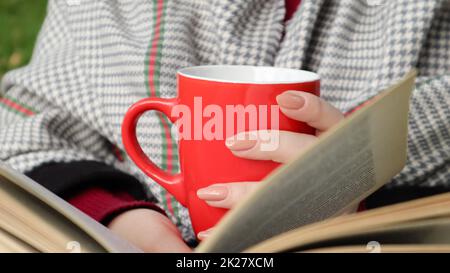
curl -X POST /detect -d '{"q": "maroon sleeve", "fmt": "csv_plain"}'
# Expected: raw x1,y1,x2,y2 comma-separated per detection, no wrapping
67,187,166,225
25,161,168,225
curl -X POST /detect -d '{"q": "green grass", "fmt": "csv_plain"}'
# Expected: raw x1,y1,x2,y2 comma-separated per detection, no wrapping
0,0,48,78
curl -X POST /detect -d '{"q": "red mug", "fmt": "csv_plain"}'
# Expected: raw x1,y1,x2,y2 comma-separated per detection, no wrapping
122,65,320,234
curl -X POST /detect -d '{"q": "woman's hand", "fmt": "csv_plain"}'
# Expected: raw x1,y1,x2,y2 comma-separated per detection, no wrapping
108,208,192,253
196,91,345,240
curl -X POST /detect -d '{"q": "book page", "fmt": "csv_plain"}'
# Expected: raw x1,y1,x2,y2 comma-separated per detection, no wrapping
305,245,450,253
247,192,450,252
0,163,141,253
198,70,417,253
0,228,37,253
0,175,106,252
298,215,450,253
300,217,450,251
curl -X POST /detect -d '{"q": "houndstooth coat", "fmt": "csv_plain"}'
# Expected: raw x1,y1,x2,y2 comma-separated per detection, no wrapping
1,0,449,242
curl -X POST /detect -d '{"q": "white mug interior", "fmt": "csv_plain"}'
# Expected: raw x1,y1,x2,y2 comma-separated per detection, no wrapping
178,65,320,84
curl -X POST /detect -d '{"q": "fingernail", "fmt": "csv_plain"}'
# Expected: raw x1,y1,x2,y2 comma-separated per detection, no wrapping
225,136,257,151
197,186,228,201
276,92,305,110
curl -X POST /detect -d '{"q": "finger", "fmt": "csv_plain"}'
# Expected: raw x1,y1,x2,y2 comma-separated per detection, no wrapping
225,130,317,163
108,209,192,253
276,91,344,132
197,182,259,209
197,228,214,241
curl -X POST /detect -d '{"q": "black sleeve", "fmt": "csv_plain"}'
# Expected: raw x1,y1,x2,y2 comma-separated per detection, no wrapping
366,185,450,209
25,160,153,202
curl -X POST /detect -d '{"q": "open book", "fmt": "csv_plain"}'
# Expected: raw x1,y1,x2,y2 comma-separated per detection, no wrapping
2,70,448,253
0,161,141,253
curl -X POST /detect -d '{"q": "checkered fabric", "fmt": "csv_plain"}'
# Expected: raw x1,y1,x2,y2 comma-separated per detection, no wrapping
1,0,449,241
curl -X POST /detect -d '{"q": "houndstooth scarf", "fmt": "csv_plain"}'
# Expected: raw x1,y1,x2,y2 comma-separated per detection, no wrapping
1,0,449,241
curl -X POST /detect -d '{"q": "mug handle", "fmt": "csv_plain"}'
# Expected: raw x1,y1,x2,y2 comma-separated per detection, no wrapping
121,98,186,206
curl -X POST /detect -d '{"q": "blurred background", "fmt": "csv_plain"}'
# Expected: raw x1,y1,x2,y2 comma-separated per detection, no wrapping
0,0,48,78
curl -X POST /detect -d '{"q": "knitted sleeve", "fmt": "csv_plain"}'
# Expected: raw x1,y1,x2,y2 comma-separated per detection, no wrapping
25,161,165,224
0,0,154,206
367,4,450,206
366,75,450,207
0,1,121,174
